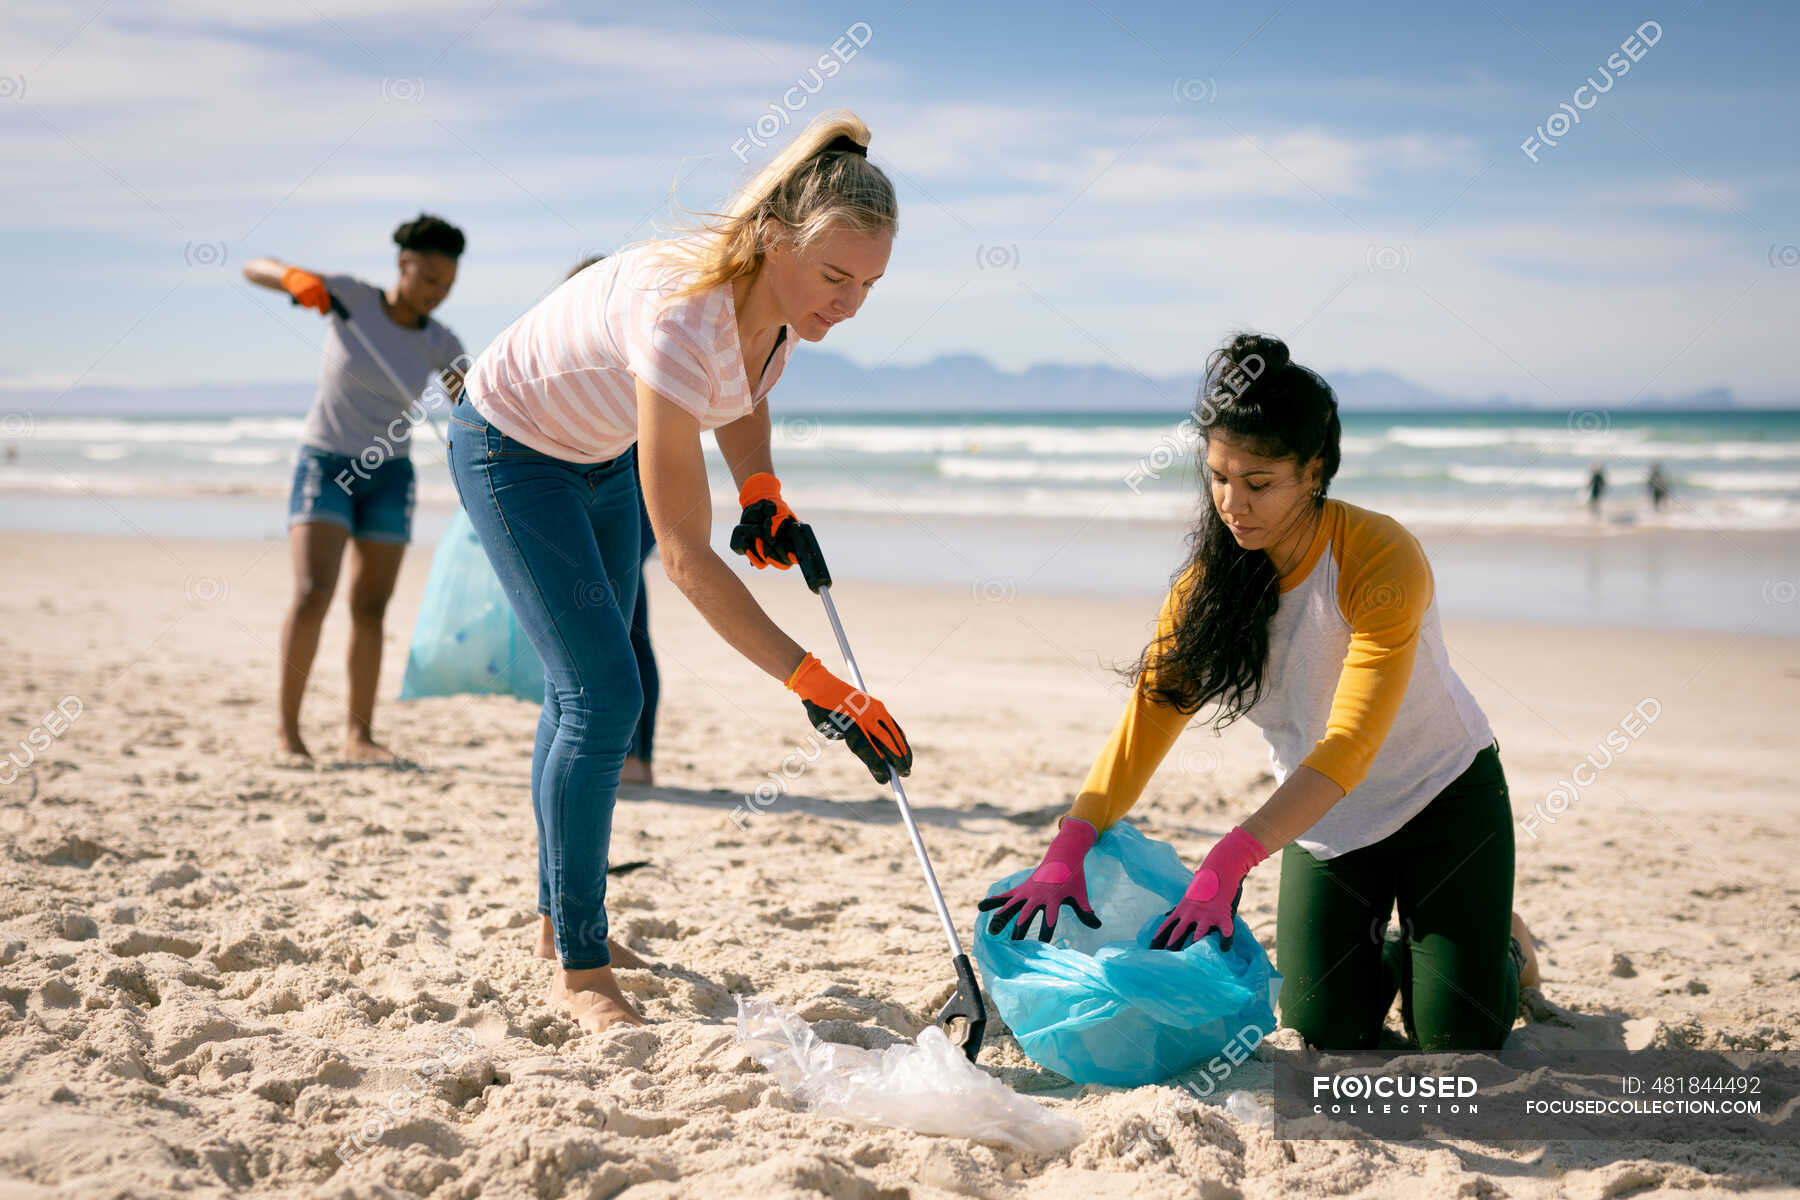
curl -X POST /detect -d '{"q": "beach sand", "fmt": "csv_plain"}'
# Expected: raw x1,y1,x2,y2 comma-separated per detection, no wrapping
2,529,1797,1197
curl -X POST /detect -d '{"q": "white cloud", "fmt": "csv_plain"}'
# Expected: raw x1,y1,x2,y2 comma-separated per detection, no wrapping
1582,175,1748,212
820,201,1787,405
1013,129,1480,205
473,16,898,90
867,103,1079,179
0,8,1790,399
16,0,527,33
864,102,1481,214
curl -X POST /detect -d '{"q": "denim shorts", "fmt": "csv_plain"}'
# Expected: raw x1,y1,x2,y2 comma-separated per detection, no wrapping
287,444,416,543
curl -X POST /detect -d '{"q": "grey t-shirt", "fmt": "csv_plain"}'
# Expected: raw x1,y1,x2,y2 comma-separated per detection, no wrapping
299,274,466,459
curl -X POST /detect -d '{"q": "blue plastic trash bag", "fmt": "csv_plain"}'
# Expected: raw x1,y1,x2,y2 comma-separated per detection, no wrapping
398,507,546,701
973,820,1281,1087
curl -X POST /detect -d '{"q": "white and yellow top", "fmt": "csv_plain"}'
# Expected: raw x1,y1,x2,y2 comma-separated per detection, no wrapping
1067,498,1494,860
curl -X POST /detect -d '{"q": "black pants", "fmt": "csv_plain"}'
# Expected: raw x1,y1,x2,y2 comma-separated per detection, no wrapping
1275,742,1519,1052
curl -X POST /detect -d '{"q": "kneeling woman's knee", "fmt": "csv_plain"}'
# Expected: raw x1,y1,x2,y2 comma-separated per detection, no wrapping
1411,964,1516,1053
1280,990,1379,1054
1285,1014,1380,1054
1415,1017,1509,1055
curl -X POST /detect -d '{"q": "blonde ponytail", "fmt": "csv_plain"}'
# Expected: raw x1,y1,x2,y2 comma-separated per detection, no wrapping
628,109,897,304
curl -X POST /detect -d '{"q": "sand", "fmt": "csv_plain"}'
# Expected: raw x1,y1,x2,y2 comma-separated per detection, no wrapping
2,528,1797,1198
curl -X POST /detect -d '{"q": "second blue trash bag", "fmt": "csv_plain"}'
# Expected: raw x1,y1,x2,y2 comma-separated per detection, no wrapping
398,506,546,702
973,820,1281,1087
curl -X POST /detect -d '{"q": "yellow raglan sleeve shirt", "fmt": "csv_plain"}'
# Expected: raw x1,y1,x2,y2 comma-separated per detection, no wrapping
1063,507,1436,831
1298,511,1434,794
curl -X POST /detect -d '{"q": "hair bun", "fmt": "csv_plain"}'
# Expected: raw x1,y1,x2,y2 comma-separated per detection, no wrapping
1225,332,1289,374
392,212,466,258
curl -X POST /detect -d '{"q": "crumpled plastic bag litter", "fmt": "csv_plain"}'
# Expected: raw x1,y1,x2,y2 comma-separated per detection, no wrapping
1225,1089,1274,1128
974,820,1282,1087
398,506,546,702
733,996,1084,1154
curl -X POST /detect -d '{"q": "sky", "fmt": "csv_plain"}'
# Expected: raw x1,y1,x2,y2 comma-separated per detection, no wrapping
4,0,1798,407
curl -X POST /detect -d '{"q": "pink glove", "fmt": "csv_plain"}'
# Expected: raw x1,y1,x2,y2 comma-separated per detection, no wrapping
977,817,1103,942
1151,826,1269,952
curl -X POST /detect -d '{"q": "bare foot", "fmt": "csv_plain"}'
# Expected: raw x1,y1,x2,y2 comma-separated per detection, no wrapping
606,939,648,969
535,915,647,968
550,967,649,1032
618,757,654,786
343,736,399,764
1511,911,1542,990
278,730,312,759
536,913,554,960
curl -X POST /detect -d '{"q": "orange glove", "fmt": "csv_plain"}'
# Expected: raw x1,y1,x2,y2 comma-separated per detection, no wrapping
786,652,912,782
281,266,330,315
733,472,799,569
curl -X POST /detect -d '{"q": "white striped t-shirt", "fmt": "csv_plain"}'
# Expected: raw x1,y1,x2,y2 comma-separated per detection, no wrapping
464,242,796,463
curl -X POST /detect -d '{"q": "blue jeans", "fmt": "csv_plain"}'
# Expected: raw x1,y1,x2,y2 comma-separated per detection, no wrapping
629,457,659,762
446,395,641,969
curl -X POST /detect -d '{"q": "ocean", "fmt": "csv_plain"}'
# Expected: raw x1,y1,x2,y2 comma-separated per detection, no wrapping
4,408,1798,634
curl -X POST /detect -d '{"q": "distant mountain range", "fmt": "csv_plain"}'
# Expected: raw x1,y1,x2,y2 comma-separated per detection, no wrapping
0,352,1765,415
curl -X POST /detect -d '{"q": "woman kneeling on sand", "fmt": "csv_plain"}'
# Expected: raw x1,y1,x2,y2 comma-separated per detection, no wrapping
448,111,910,1033
982,333,1541,1054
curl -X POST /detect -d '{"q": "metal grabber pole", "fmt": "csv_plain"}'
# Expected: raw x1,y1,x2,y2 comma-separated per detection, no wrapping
732,519,988,1062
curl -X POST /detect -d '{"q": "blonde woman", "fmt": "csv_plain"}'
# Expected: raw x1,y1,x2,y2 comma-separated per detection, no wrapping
448,112,908,1032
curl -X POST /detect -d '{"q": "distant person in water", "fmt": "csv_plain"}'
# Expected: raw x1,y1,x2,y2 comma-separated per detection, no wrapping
1587,461,1607,519
1647,461,1670,511
563,253,661,787
243,213,469,762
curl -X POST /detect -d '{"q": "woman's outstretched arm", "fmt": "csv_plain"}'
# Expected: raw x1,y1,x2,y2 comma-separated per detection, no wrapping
241,256,309,289
711,401,776,493
1237,766,1346,853
636,379,805,683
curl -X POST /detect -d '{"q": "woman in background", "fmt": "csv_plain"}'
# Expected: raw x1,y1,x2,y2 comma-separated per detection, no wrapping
243,214,468,763
983,333,1542,1054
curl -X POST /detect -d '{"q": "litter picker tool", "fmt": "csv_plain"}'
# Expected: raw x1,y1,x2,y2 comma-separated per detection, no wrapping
733,518,988,1063
291,291,451,446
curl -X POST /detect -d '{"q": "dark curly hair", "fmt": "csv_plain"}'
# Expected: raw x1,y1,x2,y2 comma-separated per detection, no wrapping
1125,332,1342,727
392,213,465,258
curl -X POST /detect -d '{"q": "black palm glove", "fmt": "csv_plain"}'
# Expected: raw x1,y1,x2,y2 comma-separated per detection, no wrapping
974,817,1103,942
732,498,802,568
731,472,801,569
1149,880,1246,952
802,698,911,784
